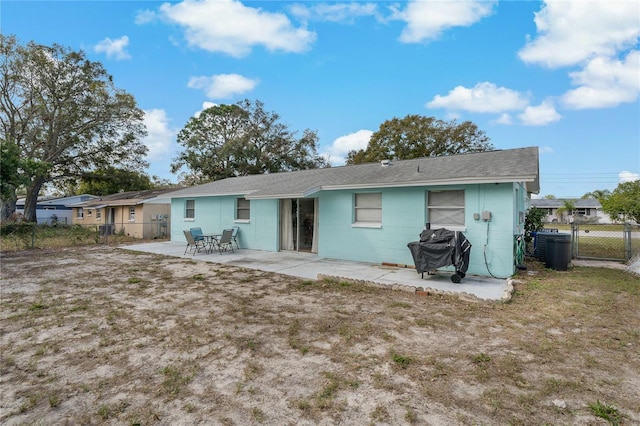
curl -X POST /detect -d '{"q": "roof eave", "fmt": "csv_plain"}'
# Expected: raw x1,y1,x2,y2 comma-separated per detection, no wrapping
245,192,307,200
169,190,257,199
318,176,538,191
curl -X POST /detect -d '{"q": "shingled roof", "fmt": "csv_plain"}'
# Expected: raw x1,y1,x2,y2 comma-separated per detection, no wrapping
69,188,178,208
165,147,539,200
530,198,602,208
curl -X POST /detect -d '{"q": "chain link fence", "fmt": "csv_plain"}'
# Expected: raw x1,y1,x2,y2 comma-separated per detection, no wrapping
0,222,167,251
570,222,639,261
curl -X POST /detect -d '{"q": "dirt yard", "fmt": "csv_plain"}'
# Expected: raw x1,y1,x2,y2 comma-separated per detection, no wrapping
1,246,638,425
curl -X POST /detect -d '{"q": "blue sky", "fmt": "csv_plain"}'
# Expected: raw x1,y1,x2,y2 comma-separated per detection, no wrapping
3,0,639,197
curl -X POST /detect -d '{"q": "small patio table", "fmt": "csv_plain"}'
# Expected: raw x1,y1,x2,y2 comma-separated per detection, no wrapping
202,233,221,253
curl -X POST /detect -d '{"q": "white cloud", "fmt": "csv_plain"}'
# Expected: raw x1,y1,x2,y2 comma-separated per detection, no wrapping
158,0,316,57
323,129,373,165
188,73,259,99
135,9,157,25
619,170,640,183
518,100,562,126
494,113,512,125
198,101,217,115
393,0,495,43
426,82,529,113
143,109,177,160
519,0,640,68
290,3,378,24
94,36,131,60
561,50,640,109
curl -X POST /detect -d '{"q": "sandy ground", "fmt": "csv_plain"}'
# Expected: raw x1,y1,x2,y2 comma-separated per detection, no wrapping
1,246,638,425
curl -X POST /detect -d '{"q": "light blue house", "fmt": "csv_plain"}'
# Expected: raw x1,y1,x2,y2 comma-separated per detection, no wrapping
165,147,539,278
16,194,98,225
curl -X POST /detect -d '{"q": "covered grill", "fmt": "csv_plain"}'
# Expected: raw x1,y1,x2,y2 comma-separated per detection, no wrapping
407,228,472,283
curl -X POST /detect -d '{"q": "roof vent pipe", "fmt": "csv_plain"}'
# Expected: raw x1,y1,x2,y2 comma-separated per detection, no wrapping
381,159,390,167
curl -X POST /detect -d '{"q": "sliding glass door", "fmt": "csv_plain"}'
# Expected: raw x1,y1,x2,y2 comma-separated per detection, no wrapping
280,198,317,253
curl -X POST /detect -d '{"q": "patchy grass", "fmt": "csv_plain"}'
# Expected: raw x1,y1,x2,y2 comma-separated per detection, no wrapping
0,246,638,425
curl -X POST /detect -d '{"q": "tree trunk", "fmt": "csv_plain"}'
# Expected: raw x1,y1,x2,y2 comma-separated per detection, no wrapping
0,196,17,222
23,177,45,223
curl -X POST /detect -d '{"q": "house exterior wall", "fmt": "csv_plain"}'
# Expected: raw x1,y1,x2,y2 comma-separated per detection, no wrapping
171,197,278,251
71,207,97,227
315,183,519,278
141,204,171,239
72,203,171,239
170,182,523,278
16,195,96,225
32,207,73,225
542,208,614,224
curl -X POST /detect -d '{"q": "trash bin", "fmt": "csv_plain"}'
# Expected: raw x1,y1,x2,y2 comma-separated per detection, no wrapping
545,234,571,271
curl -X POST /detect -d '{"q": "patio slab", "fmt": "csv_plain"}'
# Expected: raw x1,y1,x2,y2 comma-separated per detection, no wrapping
122,241,510,302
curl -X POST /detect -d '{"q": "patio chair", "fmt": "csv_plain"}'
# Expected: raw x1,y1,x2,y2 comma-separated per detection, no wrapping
216,228,235,254
231,226,240,250
190,227,205,241
184,230,208,255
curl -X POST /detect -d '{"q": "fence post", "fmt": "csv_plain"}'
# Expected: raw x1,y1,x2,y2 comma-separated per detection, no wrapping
624,222,632,261
571,222,578,258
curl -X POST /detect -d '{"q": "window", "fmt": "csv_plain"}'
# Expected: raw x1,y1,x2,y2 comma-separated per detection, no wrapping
575,208,589,216
185,199,195,219
236,198,250,221
76,208,84,219
354,193,382,224
129,207,136,221
87,209,93,217
96,209,102,220
428,190,465,227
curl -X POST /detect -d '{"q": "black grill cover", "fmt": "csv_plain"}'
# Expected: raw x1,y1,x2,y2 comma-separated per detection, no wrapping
407,228,472,274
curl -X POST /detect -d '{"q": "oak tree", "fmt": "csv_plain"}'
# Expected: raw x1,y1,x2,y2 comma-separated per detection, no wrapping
600,180,640,223
171,99,328,184
346,114,493,164
0,35,148,222
76,167,154,196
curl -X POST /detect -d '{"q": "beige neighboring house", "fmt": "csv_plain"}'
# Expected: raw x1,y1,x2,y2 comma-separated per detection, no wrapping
69,189,175,239
530,198,614,224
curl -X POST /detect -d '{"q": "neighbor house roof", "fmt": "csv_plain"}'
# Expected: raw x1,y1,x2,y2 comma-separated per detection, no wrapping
69,188,177,209
530,198,602,209
16,194,98,207
164,147,540,200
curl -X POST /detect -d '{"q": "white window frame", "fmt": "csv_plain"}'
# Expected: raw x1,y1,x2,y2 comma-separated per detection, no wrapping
353,192,382,228
76,208,84,219
185,199,195,220
235,197,250,222
96,208,102,220
129,207,136,221
427,190,465,230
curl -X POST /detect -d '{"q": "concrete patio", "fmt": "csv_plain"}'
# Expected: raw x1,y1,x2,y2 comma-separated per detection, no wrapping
122,241,511,302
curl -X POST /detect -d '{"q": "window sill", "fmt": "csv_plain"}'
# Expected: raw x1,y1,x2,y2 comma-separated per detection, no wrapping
352,222,382,229
234,219,250,224
429,225,466,232
183,218,195,222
